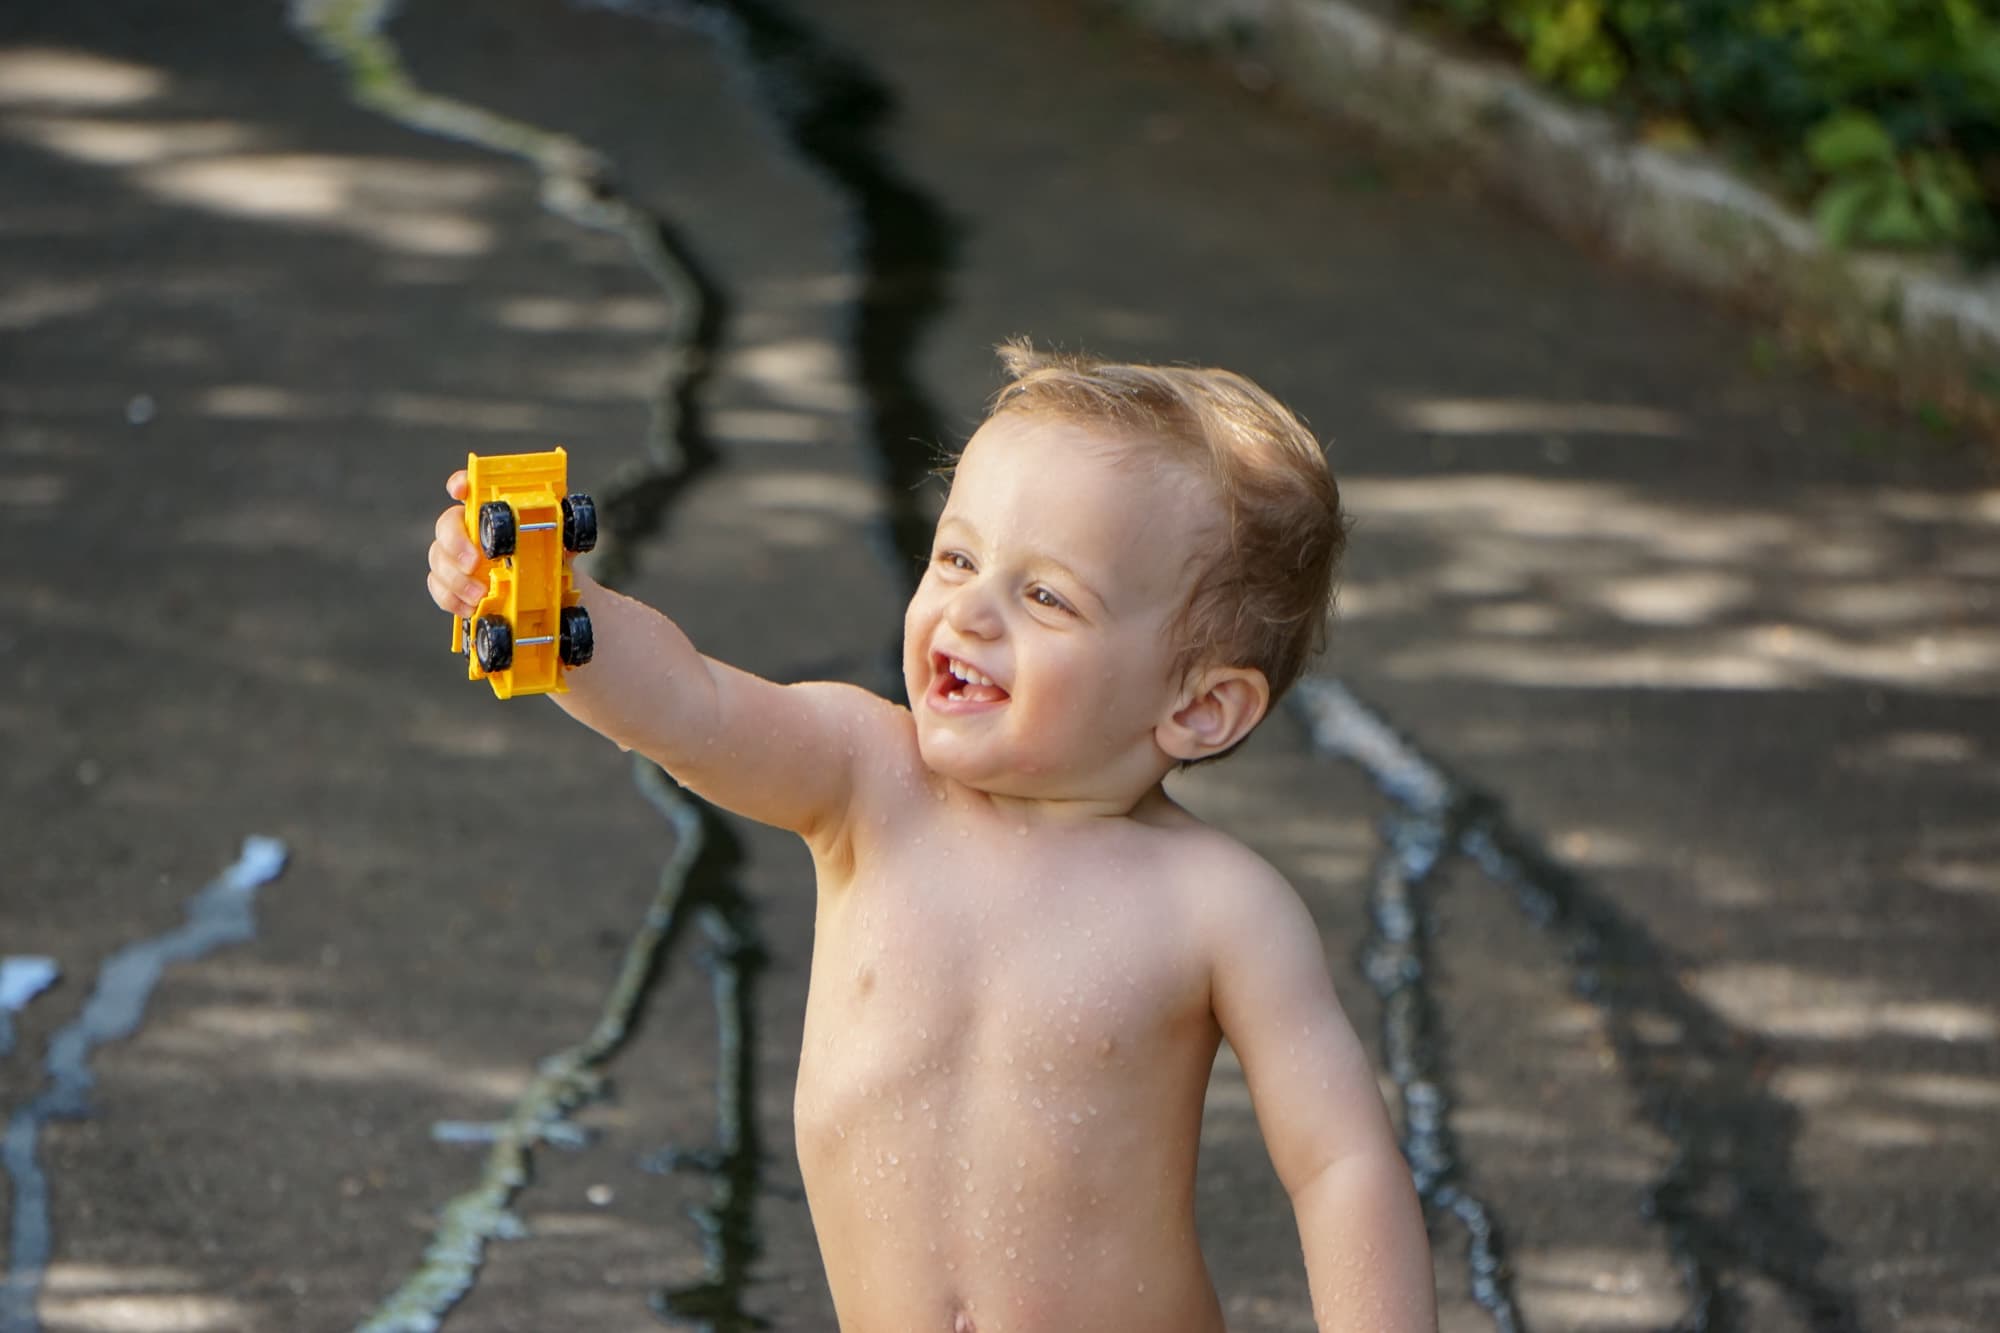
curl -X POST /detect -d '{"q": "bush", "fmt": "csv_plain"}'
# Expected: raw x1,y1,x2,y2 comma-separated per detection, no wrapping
1416,0,2000,260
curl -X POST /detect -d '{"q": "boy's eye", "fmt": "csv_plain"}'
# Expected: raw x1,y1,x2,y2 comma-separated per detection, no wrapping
1030,587,1070,613
936,550,973,572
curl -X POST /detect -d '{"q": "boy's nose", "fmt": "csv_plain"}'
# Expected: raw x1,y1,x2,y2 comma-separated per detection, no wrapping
943,581,1002,638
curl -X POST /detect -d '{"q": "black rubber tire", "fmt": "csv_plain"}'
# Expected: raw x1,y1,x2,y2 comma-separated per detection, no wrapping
562,493,598,554
559,605,594,667
478,501,517,559
474,615,514,673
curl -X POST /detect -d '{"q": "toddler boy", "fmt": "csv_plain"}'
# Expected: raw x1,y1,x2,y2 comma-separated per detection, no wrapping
425,342,1436,1332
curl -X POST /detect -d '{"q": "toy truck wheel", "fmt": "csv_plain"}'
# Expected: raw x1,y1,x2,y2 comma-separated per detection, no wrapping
474,615,514,672
478,501,517,559
559,605,595,667
562,494,598,554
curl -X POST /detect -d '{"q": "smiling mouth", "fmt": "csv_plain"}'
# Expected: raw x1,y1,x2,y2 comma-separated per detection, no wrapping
932,653,1009,705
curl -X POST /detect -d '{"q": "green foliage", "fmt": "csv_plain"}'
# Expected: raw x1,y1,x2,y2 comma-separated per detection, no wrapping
1417,0,2000,260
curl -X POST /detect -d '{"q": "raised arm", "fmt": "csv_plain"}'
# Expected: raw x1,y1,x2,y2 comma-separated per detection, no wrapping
427,470,889,842
1208,863,1438,1333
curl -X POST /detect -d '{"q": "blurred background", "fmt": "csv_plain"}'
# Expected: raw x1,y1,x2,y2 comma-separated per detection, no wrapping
2,1,1996,1331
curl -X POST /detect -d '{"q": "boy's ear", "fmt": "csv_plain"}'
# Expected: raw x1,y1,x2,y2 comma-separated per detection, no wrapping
1157,665,1270,763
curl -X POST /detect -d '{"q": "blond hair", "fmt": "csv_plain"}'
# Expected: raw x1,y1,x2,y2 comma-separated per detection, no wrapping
983,338,1345,710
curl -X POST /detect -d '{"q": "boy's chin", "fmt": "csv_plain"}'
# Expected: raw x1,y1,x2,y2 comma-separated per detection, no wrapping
914,728,1036,792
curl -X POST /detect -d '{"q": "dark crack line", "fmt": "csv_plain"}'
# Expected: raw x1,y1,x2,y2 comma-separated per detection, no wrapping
1,837,288,1333
354,758,715,1333
575,0,963,608
290,4,766,1330
290,0,727,586
1294,678,1861,1333
633,776,772,1333
1360,807,1526,1333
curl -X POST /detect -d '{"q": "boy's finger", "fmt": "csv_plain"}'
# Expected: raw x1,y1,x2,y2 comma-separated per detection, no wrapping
434,506,480,572
428,563,485,615
430,539,488,596
446,470,469,500
427,540,462,583
427,571,471,617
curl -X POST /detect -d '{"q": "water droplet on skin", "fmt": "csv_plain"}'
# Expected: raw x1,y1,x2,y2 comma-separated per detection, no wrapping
1006,1246,1017,1258
1067,1111,1082,1124
1041,1060,1054,1072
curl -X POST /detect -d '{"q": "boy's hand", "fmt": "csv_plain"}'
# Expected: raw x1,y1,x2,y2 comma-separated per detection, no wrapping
426,470,486,619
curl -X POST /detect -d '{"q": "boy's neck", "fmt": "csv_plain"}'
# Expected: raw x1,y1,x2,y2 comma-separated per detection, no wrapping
943,776,1180,827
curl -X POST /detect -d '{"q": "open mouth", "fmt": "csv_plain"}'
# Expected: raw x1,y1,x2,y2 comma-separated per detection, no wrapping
931,652,1009,705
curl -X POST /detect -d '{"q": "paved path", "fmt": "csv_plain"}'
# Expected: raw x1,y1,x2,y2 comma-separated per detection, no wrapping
3,2,1997,1331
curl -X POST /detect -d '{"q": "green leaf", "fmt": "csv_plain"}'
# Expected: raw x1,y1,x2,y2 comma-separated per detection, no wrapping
1857,186,1934,248
1812,174,1891,246
1806,112,1897,172
1909,159,1967,240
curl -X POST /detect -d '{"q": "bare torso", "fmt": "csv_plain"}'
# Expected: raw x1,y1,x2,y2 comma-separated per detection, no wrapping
794,742,1233,1333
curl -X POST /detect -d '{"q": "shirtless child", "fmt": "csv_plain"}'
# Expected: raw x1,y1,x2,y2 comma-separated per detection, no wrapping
425,342,1437,1333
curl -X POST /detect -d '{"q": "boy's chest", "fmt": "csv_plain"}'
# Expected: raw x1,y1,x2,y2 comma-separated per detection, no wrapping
801,827,1213,1093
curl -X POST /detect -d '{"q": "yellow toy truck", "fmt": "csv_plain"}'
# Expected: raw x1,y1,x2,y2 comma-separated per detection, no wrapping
450,448,596,698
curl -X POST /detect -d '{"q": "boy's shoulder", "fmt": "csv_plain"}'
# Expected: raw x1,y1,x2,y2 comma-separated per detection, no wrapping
1135,798,1312,933
1139,794,1288,874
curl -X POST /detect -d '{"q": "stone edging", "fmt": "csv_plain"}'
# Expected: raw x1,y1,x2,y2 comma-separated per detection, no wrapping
1105,0,2000,419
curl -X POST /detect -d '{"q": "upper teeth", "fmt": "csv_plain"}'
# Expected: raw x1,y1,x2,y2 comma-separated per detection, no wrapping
948,658,994,688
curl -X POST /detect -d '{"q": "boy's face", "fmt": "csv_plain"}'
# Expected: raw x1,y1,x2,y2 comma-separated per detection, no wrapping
902,411,1216,800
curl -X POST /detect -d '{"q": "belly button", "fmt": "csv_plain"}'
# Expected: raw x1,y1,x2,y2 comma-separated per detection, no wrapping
952,1311,975,1333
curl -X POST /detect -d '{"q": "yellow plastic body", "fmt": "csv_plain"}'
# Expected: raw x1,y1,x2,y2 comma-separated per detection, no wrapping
451,448,583,699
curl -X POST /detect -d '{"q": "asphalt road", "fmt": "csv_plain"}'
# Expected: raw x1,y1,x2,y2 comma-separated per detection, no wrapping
3,2,1997,1331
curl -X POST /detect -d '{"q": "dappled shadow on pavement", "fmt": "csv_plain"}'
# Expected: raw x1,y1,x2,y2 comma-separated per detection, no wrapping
4,2,1999,1332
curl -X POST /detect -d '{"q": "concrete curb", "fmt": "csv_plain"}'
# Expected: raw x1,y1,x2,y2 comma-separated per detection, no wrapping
1106,0,2000,421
